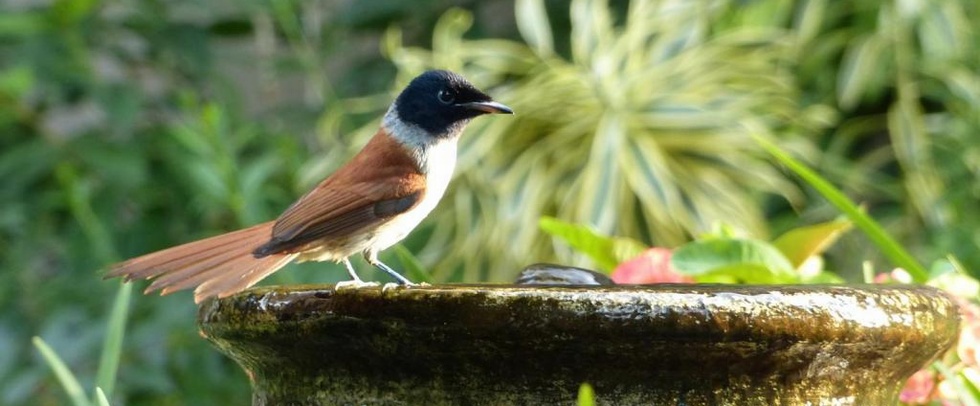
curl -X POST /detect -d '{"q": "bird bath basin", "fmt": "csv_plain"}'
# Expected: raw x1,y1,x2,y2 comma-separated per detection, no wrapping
198,284,958,405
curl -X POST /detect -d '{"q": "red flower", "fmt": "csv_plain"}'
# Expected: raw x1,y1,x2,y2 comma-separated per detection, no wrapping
611,248,694,284
899,369,937,404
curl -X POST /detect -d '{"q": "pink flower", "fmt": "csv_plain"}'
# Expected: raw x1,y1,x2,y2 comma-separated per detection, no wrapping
899,369,937,404
957,301,980,367
611,248,694,284
873,268,913,284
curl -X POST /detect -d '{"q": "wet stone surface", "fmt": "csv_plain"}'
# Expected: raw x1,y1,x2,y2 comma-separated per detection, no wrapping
199,284,959,405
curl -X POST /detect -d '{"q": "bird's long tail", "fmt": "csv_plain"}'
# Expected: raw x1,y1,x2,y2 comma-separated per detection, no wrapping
105,221,296,303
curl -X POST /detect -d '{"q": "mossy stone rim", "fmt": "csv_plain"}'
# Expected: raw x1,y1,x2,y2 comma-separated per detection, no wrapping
199,284,959,405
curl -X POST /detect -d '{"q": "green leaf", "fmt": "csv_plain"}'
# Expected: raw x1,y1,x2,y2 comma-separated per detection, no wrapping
578,114,626,232
570,0,612,64
837,35,882,110
889,84,945,227
772,218,852,268
33,337,92,406
516,0,554,57
539,216,647,272
577,383,595,406
432,9,472,70
754,135,929,281
698,264,799,284
671,238,796,282
918,1,969,60
794,0,827,45
95,282,131,401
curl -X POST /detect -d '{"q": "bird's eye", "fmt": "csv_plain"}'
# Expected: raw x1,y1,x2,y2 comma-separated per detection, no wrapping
437,89,455,105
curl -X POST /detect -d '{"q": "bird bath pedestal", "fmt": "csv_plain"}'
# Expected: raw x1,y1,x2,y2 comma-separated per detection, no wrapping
198,284,958,405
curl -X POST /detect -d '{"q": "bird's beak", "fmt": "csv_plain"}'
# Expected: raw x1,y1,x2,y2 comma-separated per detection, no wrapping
460,101,514,115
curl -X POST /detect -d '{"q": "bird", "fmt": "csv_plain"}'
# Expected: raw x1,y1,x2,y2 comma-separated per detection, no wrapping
105,70,513,303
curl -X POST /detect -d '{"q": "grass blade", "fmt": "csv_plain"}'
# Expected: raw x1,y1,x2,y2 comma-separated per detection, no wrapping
95,282,132,400
577,382,596,406
33,337,91,406
754,135,928,281
95,388,111,406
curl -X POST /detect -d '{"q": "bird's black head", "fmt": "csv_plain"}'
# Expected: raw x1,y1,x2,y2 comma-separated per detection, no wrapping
394,70,513,136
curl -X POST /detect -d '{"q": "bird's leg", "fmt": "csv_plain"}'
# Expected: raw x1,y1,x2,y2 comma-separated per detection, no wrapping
364,251,415,285
342,257,363,282
335,258,378,289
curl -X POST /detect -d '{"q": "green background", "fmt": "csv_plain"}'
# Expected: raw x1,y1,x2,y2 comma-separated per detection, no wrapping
1,0,977,404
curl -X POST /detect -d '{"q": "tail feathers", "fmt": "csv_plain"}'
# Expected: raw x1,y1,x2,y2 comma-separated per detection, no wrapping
191,253,296,302
105,221,296,303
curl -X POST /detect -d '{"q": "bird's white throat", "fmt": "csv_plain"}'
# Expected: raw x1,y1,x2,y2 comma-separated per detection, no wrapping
382,102,460,180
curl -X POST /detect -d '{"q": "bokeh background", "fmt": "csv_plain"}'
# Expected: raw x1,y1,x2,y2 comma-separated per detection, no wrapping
1,0,977,404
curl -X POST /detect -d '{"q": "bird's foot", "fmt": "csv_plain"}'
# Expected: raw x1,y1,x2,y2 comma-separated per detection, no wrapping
381,282,400,293
380,281,429,292
335,280,381,290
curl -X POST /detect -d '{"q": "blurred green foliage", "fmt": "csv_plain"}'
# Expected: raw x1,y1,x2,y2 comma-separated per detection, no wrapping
370,0,979,281
0,0,515,404
1,0,977,404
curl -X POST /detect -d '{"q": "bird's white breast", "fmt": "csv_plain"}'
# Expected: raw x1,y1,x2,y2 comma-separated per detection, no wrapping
370,138,456,251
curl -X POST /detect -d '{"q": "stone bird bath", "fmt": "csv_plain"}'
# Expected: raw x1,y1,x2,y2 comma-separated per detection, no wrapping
199,284,958,405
